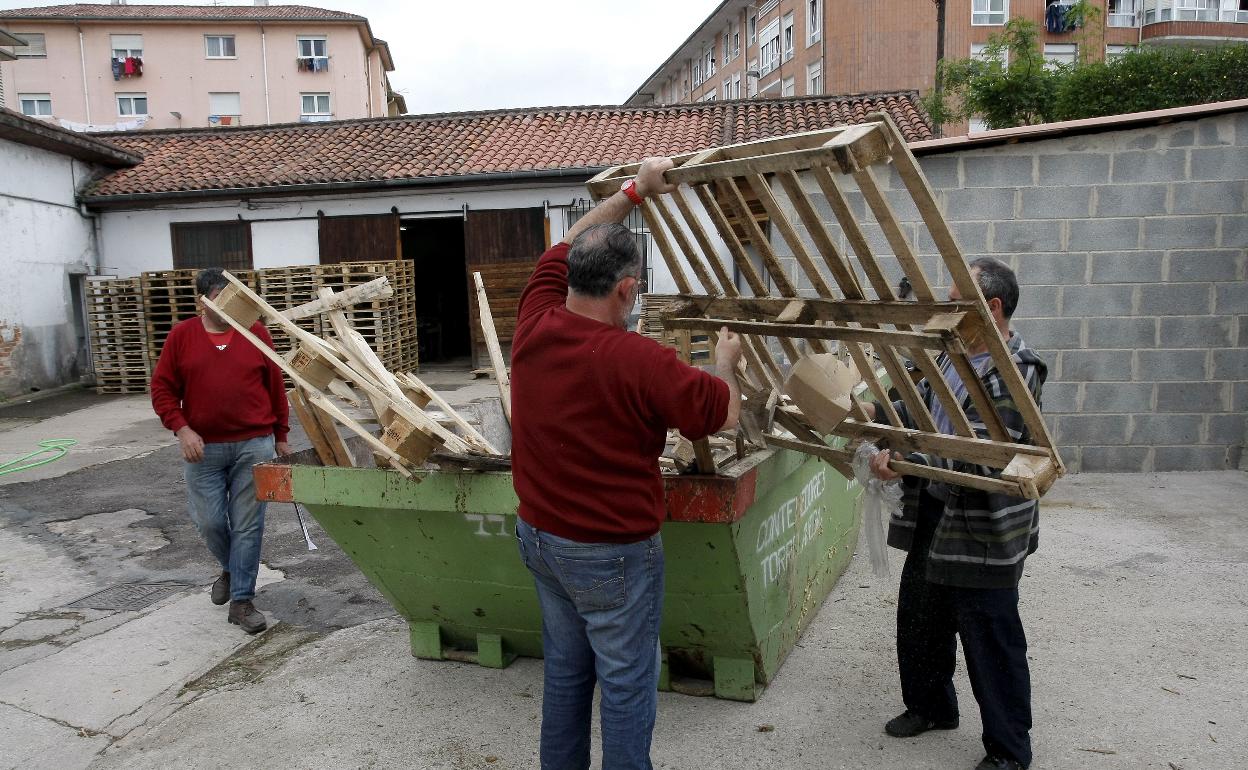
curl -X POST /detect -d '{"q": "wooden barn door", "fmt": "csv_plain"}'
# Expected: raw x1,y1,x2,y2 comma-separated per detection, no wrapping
318,213,401,264
464,207,546,369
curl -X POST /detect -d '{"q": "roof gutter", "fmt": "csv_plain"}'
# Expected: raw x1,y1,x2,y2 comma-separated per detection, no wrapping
81,166,608,209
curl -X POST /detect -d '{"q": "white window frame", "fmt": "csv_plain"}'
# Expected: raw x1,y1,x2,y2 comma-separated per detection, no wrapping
18,93,53,117
111,34,143,59
693,60,702,87
704,44,716,78
732,72,742,99
806,61,822,95
971,42,1008,65
723,77,733,100
972,0,1008,25
807,0,822,45
1107,0,1139,26
205,35,236,59
723,31,731,65
781,76,795,97
748,14,757,44
732,30,740,59
759,19,781,76
1043,43,1078,69
12,32,46,58
297,35,328,62
208,91,241,116
969,116,990,133
782,12,795,61
300,92,331,116
1105,44,1136,59
702,91,717,102
116,92,148,117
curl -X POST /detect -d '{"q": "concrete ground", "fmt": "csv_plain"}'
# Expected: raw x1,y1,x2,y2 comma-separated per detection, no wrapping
0,380,1244,770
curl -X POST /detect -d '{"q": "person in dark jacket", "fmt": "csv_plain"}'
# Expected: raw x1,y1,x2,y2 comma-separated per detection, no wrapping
866,258,1046,770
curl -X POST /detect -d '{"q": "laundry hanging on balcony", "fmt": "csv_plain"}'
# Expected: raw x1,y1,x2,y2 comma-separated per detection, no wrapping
1045,1,1082,33
110,56,144,80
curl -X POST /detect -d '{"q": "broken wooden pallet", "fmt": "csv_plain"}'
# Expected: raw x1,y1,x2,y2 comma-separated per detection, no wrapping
587,114,1062,499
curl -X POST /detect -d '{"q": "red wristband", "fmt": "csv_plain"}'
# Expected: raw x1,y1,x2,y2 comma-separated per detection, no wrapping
620,179,644,206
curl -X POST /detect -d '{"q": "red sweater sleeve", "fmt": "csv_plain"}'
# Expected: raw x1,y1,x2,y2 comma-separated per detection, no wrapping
251,323,290,442
517,243,570,324
150,323,189,434
643,345,729,440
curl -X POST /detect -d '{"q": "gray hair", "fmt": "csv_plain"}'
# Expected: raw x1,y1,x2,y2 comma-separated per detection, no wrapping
567,224,642,297
968,257,1019,318
195,267,229,297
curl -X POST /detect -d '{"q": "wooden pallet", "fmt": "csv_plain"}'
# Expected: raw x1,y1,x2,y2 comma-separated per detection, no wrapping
588,115,1063,499
316,261,417,374
87,277,150,394
141,269,258,370
256,264,322,355
638,294,715,367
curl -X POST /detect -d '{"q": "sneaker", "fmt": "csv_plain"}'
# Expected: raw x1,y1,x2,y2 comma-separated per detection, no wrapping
210,572,230,606
884,709,959,738
227,600,267,634
975,756,1025,770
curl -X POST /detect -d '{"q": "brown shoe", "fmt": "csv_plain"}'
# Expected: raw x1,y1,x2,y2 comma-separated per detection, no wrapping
227,600,267,634
210,572,230,605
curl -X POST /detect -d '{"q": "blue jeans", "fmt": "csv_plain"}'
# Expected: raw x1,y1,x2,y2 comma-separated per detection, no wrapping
183,435,274,602
515,518,664,770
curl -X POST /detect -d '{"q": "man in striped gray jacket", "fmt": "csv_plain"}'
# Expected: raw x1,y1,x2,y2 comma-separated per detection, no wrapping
867,258,1046,770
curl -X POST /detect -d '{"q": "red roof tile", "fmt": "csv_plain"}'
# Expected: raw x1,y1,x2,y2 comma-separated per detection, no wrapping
0,4,364,21
83,94,933,202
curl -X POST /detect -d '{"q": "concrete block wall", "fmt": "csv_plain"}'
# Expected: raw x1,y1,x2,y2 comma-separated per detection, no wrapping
766,110,1247,472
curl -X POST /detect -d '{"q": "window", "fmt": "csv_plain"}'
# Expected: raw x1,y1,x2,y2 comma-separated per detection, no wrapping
723,31,731,65
808,0,822,44
781,76,795,97
759,19,781,75
111,34,143,59
1105,44,1136,59
116,92,148,116
297,36,327,59
702,91,716,102
18,93,52,117
732,30,740,59
723,78,733,100
732,72,742,98
693,60,702,87
171,221,253,272
1173,0,1219,21
807,61,822,95
972,0,1007,25
12,32,46,58
205,35,236,58
1107,0,1138,26
1043,43,1078,69
969,116,990,133
782,13,795,61
704,44,715,78
748,14,757,43
971,42,1007,65
300,92,331,116
209,92,241,118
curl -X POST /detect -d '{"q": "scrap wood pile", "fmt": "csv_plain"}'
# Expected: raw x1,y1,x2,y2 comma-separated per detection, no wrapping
589,114,1064,499
204,273,509,479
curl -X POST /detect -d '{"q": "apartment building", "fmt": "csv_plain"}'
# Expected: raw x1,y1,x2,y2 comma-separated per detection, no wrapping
0,1,404,132
627,1,1248,110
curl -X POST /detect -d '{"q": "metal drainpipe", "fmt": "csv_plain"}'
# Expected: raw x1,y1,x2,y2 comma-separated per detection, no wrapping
364,44,373,116
77,24,92,124
260,23,271,124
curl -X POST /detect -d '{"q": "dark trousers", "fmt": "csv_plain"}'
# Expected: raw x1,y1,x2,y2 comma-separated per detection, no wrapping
897,492,1033,767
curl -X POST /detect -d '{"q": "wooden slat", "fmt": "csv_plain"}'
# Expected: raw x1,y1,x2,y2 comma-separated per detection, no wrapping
473,271,512,424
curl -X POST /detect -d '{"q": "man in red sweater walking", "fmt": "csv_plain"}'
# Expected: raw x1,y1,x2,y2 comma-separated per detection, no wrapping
151,268,289,634
511,157,741,769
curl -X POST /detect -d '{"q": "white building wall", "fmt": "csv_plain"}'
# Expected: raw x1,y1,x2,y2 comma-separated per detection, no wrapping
96,182,594,276
0,138,100,398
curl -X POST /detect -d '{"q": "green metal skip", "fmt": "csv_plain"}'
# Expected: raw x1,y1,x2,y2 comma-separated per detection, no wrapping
255,443,860,701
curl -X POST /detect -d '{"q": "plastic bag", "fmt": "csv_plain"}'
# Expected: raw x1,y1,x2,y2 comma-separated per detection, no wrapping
851,442,903,578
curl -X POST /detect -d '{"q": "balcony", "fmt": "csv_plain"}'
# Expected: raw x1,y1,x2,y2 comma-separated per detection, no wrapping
1140,1,1248,42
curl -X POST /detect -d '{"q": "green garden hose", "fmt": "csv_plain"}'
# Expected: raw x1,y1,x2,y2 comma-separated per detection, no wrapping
0,439,78,476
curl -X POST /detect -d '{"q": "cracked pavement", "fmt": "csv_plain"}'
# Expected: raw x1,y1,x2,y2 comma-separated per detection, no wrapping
1,384,1246,769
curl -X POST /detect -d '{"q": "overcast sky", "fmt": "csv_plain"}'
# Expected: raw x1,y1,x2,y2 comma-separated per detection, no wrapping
0,0,718,113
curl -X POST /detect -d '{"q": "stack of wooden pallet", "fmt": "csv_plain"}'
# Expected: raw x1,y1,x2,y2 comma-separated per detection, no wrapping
589,113,1064,499
87,277,149,394
257,265,322,355
638,293,714,367
204,272,504,478
141,269,258,375
316,261,418,374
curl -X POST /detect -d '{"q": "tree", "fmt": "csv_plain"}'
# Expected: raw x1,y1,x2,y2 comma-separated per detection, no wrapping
920,18,1056,130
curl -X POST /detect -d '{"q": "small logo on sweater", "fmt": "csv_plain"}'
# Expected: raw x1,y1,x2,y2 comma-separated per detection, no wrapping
215,344,228,351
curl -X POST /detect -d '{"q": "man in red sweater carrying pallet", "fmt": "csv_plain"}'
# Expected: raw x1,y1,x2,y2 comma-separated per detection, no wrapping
511,157,742,770
151,268,290,634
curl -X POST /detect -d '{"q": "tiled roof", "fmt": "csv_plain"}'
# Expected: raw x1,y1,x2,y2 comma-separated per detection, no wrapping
0,108,140,166
0,4,364,22
83,93,933,202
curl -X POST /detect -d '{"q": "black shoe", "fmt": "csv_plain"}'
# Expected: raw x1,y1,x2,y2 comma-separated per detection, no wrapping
210,572,230,605
227,600,267,634
884,709,959,738
975,756,1025,770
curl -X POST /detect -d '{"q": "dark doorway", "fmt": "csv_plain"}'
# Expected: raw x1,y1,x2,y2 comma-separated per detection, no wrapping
401,217,470,363
463,208,546,369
